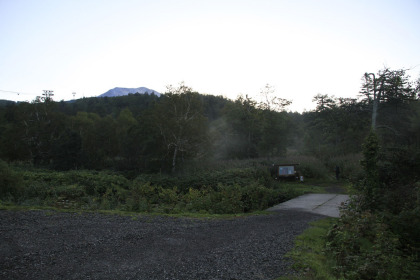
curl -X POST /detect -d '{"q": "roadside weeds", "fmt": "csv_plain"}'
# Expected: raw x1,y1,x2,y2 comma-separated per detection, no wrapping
277,217,339,280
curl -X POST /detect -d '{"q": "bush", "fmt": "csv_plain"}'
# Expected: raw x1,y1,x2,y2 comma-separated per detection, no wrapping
293,156,329,179
134,167,272,193
326,197,419,280
212,184,244,214
184,187,212,213
0,160,23,200
53,184,86,200
241,183,284,212
4,165,291,214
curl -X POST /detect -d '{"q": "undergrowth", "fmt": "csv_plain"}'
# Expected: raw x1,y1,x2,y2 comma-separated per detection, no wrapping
0,161,307,215
277,218,339,280
0,156,346,215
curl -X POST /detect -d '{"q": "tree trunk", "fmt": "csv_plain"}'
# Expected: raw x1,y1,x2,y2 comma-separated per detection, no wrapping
172,145,178,173
372,98,378,130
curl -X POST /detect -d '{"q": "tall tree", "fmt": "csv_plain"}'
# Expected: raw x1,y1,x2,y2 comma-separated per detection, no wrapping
304,94,370,157
257,85,291,158
222,95,261,158
362,68,417,130
154,83,208,172
22,97,66,165
257,84,291,112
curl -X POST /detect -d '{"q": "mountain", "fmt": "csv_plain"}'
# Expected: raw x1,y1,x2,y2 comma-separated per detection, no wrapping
0,100,16,107
98,87,160,98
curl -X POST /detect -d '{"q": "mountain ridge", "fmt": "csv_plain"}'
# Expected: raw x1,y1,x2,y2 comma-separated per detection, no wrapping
98,87,160,98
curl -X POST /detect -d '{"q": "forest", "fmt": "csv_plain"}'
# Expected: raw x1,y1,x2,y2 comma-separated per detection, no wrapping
1,67,420,279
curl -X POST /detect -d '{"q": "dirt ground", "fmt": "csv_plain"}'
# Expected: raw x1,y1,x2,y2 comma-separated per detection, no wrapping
0,209,324,280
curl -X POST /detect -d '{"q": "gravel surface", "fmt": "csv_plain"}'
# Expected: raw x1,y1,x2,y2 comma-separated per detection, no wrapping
0,209,323,280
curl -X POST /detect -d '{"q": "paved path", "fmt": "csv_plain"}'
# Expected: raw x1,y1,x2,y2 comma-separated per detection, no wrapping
267,193,350,217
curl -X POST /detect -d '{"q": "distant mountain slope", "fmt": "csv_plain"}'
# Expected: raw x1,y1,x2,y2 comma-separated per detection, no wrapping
98,87,160,97
0,100,16,107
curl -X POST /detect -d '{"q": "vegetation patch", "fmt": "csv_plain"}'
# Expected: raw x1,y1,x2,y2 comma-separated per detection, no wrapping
1,162,304,215
277,218,338,280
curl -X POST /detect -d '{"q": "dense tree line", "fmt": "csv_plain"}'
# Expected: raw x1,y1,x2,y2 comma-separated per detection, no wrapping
1,69,419,175
0,83,295,173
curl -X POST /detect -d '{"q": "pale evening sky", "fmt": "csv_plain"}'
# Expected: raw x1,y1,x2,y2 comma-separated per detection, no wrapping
1,0,419,111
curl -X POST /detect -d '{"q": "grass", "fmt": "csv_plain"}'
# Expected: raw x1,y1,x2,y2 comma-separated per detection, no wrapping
277,217,340,280
279,179,351,198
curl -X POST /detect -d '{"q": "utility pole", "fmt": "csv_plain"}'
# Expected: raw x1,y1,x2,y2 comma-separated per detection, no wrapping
42,90,54,102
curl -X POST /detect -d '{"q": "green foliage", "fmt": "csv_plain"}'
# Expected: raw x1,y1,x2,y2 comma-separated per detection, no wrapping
356,131,381,210
153,84,208,172
241,182,284,212
326,199,419,280
134,165,273,193
324,122,420,279
283,218,338,280
303,95,370,159
0,160,23,200
326,153,364,182
4,166,290,215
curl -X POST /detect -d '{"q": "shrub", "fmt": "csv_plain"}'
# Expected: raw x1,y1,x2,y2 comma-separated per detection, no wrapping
4,165,291,214
297,157,329,179
326,197,418,280
53,184,86,200
211,184,244,214
241,183,283,212
0,160,23,200
184,187,212,213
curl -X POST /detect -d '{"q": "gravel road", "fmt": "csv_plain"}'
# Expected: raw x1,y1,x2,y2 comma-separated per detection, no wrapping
0,209,324,280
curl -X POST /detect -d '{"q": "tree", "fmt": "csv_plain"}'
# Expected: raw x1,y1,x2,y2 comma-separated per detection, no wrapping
256,85,291,158
0,103,31,161
51,129,82,170
359,130,380,210
258,109,289,158
304,94,370,157
257,84,291,112
20,97,66,165
116,108,138,159
154,83,208,172
312,94,336,112
361,68,417,130
222,95,261,159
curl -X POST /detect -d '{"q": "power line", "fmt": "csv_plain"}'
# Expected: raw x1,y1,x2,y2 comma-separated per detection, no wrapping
0,89,37,96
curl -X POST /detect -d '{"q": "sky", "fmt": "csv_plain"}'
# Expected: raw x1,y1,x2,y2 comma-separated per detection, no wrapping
1,0,419,112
